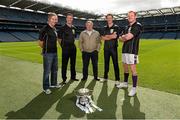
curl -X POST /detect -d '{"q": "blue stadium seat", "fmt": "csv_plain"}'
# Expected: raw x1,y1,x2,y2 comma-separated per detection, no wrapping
176,32,180,39
141,32,152,39
149,32,164,39
0,7,180,41
163,32,176,39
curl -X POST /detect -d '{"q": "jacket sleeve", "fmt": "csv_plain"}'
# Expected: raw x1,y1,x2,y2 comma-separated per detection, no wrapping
79,32,84,52
96,32,101,52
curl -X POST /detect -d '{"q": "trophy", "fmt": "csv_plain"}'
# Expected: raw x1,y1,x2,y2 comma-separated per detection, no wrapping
75,88,102,114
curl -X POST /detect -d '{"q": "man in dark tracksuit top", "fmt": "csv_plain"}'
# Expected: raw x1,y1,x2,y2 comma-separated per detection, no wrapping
58,13,79,85
117,11,142,97
100,14,122,86
38,12,61,95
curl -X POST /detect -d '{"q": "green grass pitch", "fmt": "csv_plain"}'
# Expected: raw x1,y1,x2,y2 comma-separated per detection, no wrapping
0,39,180,119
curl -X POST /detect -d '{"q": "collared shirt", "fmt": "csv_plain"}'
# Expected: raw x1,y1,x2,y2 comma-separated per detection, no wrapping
100,24,122,50
86,30,93,36
122,22,142,55
79,29,101,53
58,24,77,47
39,24,57,53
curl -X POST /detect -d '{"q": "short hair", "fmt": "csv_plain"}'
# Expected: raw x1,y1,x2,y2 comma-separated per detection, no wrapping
106,14,113,19
86,20,93,25
66,13,73,17
128,11,137,16
48,12,57,19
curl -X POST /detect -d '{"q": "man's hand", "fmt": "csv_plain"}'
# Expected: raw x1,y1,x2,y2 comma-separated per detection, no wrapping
110,32,117,39
38,40,43,48
119,35,126,42
119,33,134,42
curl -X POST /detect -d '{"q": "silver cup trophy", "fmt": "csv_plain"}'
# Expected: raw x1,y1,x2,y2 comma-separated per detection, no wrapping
75,88,102,114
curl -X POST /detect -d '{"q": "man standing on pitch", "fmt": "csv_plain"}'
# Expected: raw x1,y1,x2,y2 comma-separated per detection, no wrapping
38,12,61,94
117,11,142,97
79,20,101,81
58,13,79,86
100,14,121,86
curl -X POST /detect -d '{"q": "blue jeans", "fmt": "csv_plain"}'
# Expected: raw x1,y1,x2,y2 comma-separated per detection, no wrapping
43,53,58,90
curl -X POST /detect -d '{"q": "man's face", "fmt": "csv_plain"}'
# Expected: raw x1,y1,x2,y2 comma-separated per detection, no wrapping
86,22,93,31
66,15,73,24
48,15,58,27
128,12,136,23
106,15,113,24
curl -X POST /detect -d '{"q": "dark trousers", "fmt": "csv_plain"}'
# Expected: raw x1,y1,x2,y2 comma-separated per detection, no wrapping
82,50,98,79
61,46,76,81
104,48,120,81
43,53,58,90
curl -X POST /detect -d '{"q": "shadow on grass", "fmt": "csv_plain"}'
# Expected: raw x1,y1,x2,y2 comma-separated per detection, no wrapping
5,80,73,119
56,80,89,119
87,82,119,119
122,89,145,119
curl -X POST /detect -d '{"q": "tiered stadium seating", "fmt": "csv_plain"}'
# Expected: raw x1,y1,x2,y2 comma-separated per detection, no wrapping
163,32,176,39
0,6,180,42
150,32,164,39
141,32,152,39
176,32,180,39
9,32,35,41
0,32,20,42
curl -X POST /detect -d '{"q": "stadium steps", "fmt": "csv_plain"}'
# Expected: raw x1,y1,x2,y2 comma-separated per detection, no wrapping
0,32,21,42
9,32,35,41
8,32,23,42
25,32,39,40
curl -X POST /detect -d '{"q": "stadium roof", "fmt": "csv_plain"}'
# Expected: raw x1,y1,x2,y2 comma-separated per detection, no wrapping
0,0,101,19
0,0,180,20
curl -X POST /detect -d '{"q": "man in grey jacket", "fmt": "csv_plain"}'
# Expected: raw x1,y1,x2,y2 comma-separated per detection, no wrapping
79,20,101,81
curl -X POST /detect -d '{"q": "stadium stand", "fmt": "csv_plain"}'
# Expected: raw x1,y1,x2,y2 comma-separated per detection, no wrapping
141,32,152,39
150,32,164,39
163,32,177,39
0,0,180,42
0,32,21,42
176,31,180,39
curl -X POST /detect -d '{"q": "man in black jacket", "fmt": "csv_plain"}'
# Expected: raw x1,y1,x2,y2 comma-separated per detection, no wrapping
100,14,122,86
58,13,79,85
38,12,61,94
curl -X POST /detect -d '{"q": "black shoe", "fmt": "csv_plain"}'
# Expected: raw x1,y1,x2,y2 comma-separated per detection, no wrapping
59,81,66,87
93,78,100,81
71,78,79,81
81,78,87,81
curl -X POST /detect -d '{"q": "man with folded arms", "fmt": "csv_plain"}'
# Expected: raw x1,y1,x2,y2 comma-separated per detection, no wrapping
100,14,121,86
117,11,142,97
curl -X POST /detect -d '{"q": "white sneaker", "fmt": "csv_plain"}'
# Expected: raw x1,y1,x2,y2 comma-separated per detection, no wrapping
128,87,137,97
116,82,128,89
50,83,61,88
43,89,52,95
115,81,120,86
100,78,108,83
